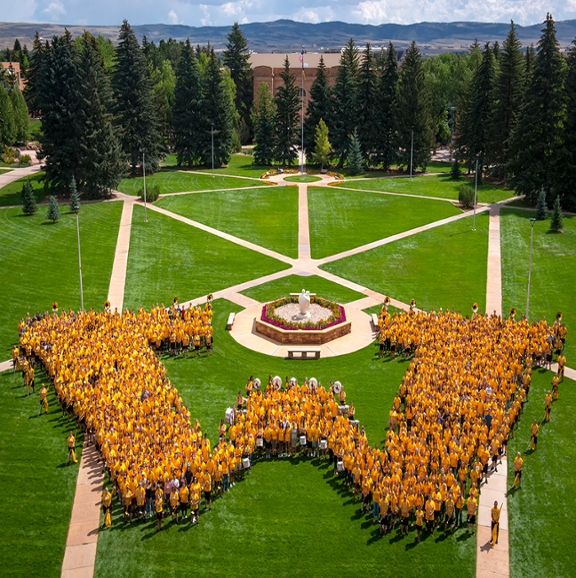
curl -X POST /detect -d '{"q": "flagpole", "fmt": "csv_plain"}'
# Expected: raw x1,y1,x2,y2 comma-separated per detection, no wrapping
301,46,305,175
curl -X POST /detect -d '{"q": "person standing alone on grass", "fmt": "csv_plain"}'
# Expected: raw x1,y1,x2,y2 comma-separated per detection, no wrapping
39,383,48,415
67,431,77,464
512,452,523,489
530,419,539,451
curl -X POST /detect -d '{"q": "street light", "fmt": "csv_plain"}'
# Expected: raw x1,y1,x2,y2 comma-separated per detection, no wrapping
211,123,215,178
410,125,414,180
526,218,537,320
472,154,479,231
141,148,148,223
75,211,84,311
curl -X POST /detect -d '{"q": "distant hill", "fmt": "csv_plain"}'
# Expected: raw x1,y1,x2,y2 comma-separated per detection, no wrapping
1,19,575,54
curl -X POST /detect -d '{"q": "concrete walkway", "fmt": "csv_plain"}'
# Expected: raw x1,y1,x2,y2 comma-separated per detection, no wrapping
486,204,503,317
298,184,311,260
0,164,41,188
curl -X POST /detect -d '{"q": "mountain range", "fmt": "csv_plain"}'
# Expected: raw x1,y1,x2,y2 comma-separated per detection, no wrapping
1,19,575,54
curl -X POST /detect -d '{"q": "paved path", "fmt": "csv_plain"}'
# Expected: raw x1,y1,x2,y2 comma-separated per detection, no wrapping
486,204,503,316
0,164,41,188
298,184,311,260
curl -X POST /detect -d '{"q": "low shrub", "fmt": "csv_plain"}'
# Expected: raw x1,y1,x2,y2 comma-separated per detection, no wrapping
458,184,475,209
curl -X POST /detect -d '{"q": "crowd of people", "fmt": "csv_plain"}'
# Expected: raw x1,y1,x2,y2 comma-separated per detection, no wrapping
16,302,566,538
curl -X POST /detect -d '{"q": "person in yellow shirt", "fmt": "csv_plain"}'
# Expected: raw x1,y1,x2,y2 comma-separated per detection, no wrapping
490,501,502,545
179,480,189,520
155,494,164,531
170,487,180,523
123,487,133,522
444,495,455,533
512,452,524,489
136,483,146,521
39,383,49,415
466,495,477,534
530,419,539,451
190,477,201,525
415,507,425,543
101,487,112,529
544,391,553,421
425,495,435,534
66,431,77,464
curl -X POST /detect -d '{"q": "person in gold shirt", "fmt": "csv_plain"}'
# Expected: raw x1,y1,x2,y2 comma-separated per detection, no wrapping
415,507,424,543
155,494,164,531
490,501,502,545
66,431,77,464
512,452,524,489
39,383,49,415
544,391,553,421
530,419,540,451
425,495,436,534
101,487,112,529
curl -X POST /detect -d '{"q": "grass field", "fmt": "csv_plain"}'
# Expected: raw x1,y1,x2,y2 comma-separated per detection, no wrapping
321,213,490,314
123,205,290,310
338,174,515,204
118,170,265,196
156,187,299,258
240,274,365,304
284,175,322,183
308,187,461,258
162,153,269,179
0,201,122,357
93,301,476,578
507,368,576,578
0,368,83,578
500,210,576,364
0,171,46,206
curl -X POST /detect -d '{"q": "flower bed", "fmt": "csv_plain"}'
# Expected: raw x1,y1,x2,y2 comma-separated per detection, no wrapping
261,295,346,330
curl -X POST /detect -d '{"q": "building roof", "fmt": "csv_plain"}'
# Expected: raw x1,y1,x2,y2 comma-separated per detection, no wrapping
249,52,342,69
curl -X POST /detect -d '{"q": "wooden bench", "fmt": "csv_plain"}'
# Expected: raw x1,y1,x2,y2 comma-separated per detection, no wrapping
371,314,380,330
226,312,236,330
287,349,321,360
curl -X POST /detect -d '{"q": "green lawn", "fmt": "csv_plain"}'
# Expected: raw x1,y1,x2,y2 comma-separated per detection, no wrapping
240,274,365,304
162,153,270,179
339,174,515,204
0,368,83,578
501,210,576,364
308,188,461,258
94,301,475,578
0,202,122,357
123,205,290,309
284,175,322,183
507,368,576,578
117,170,265,196
0,171,46,206
321,213,489,314
29,118,42,140
156,187,299,258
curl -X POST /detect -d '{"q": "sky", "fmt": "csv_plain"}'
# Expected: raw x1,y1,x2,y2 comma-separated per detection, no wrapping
3,0,576,28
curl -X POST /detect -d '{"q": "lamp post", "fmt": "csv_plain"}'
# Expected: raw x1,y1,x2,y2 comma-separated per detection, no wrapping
410,125,414,180
526,217,537,320
75,211,84,311
141,148,148,222
211,123,215,178
472,154,479,231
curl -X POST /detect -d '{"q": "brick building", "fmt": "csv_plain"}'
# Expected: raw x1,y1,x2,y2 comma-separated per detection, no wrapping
1,61,25,91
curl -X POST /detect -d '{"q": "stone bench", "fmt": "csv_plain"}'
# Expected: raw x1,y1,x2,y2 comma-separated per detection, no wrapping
371,314,380,330
287,349,321,360
226,312,236,330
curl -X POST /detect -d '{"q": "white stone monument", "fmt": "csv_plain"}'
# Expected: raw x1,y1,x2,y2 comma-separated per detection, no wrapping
297,289,311,319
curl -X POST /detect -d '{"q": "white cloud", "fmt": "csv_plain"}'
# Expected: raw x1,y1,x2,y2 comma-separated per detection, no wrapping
42,0,66,19
167,9,180,24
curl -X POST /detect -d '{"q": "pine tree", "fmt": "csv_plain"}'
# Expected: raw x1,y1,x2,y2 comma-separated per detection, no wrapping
23,32,45,116
0,84,15,145
489,22,525,175
450,158,461,179
558,40,576,211
151,59,176,145
198,49,234,167
508,14,567,204
21,179,37,215
113,20,162,175
331,39,359,167
9,88,29,144
356,43,379,162
37,31,83,194
396,41,434,171
374,42,399,170
312,118,331,170
455,43,496,172
549,195,563,232
274,57,300,167
76,32,125,199
69,176,80,213
46,195,60,222
303,56,332,155
222,23,253,143
251,82,276,166
535,188,547,219
347,129,364,175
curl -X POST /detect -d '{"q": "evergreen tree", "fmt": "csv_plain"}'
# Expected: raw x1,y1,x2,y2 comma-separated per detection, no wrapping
172,39,202,166
151,59,176,145
356,43,379,162
558,40,576,210
251,82,276,166
113,20,162,175
396,41,434,171
198,49,234,166
0,84,15,145
450,158,462,179
456,43,496,173
222,23,253,143
331,39,359,166
549,195,563,232
21,179,37,215
24,32,46,116
274,57,300,167
535,188,547,219
374,42,399,170
37,31,83,194
525,44,536,79
489,22,525,175
76,32,125,198
312,118,331,170
303,56,332,155
69,176,80,213
347,129,364,175
508,14,567,204
46,195,60,222
10,88,29,144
